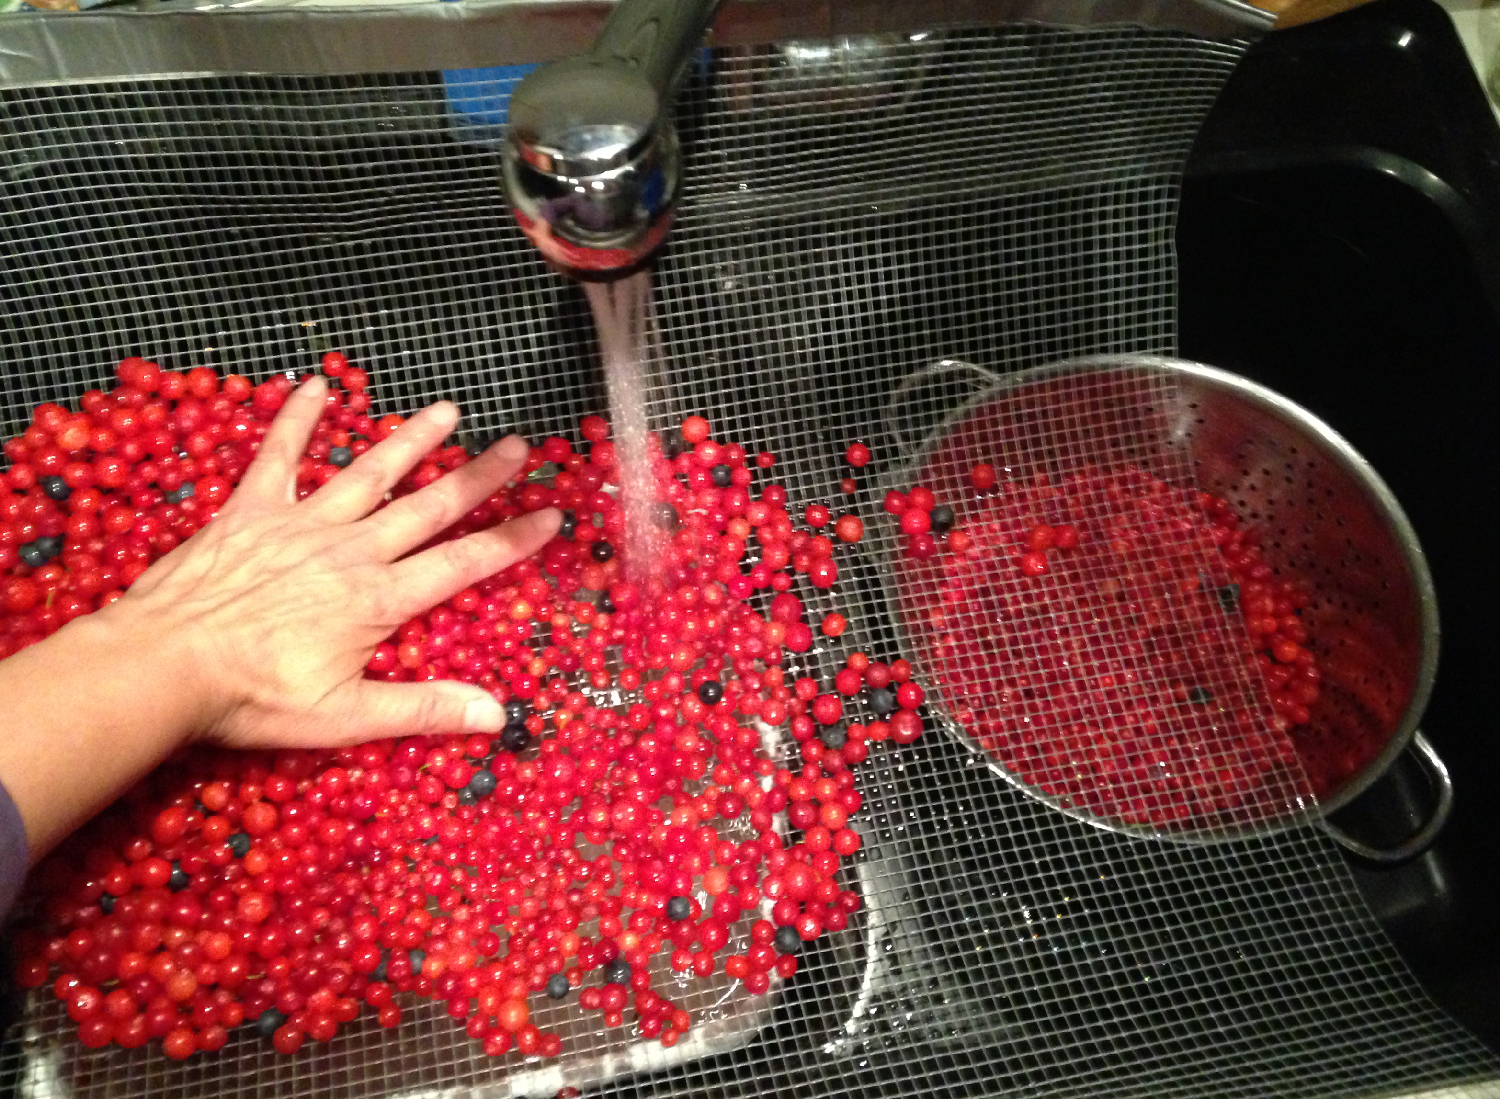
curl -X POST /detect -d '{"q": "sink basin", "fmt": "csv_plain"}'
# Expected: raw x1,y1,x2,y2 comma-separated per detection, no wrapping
1180,0,1500,1051
3,2,1500,1096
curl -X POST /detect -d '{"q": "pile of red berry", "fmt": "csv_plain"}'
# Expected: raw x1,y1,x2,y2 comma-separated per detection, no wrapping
885,459,1348,828
0,354,914,1062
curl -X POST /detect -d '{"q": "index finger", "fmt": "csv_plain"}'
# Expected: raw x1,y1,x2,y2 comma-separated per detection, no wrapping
233,376,328,509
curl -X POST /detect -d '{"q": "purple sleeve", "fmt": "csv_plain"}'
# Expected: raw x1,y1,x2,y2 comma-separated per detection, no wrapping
0,778,28,922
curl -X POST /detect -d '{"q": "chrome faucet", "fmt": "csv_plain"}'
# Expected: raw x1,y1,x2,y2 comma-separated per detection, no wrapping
502,0,723,278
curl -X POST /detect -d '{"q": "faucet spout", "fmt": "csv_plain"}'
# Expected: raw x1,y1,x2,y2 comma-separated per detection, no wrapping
502,0,722,278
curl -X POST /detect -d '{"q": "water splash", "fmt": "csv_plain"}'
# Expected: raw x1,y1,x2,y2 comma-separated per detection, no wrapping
583,272,665,581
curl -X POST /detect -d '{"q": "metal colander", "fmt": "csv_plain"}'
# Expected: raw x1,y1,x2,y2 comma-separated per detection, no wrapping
2,5,1498,1099
881,356,1440,845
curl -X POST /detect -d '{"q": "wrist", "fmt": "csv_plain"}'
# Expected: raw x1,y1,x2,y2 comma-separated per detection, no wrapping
80,597,215,750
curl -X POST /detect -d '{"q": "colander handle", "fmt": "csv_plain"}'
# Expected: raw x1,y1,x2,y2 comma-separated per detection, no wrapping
884,359,1000,455
1316,732,1453,865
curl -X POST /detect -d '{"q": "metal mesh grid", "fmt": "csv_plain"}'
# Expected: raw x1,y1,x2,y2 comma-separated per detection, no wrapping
1,24,1497,1099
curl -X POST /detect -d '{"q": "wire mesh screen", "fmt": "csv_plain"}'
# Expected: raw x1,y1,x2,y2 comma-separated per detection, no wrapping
2,22,1498,1099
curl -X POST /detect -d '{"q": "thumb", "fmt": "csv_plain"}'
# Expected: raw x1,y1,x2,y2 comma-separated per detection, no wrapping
336,679,506,741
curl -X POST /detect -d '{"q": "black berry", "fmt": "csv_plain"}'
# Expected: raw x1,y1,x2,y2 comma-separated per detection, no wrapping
36,536,63,561
559,510,578,539
599,594,616,614
652,503,680,530
711,464,732,487
500,725,531,753
666,895,691,921
697,680,723,706
17,543,45,568
168,862,191,892
328,446,353,467
177,482,196,499
504,701,530,727
868,687,897,717
774,926,802,955
660,428,687,458
255,1007,287,1039
603,958,631,986
99,893,116,915
228,832,251,858
546,974,570,1000
40,476,70,501
590,541,615,563
930,504,955,533
408,948,426,975
820,726,847,750
467,769,497,797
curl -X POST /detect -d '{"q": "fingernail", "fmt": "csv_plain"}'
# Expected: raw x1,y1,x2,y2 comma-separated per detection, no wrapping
464,697,506,733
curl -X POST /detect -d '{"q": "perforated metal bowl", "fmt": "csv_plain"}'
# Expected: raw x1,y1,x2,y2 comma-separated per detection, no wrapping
883,356,1445,852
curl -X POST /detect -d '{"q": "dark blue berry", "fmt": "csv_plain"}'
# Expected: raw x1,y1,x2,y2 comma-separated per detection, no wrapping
590,541,614,563
467,770,497,797
328,446,353,467
99,893,116,914
371,957,388,983
599,594,616,614
228,832,251,858
603,959,631,986
36,536,63,560
457,788,477,805
408,948,426,975
711,465,732,487
546,974,570,1000
255,1007,287,1038
774,925,802,955
168,862,191,893
504,701,530,727
660,428,687,458
18,542,45,568
500,725,531,753
697,680,723,706
40,476,70,501
868,687,897,717
666,895,691,921
820,726,847,750
177,482,195,499
559,510,578,539
930,504,955,533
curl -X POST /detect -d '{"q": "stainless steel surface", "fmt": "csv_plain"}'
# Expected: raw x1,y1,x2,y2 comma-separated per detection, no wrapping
1317,732,1454,863
882,355,1443,848
0,0,1274,92
501,0,721,274
3,15,1498,1099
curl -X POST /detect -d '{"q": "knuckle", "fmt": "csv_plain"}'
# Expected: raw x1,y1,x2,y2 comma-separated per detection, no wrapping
412,691,454,733
407,483,458,527
440,535,489,577
345,459,392,498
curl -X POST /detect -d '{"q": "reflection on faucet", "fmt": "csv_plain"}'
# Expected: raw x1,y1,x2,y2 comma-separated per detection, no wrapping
502,0,723,278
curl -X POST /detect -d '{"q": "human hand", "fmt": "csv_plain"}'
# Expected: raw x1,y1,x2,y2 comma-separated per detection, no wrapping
100,374,560,750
